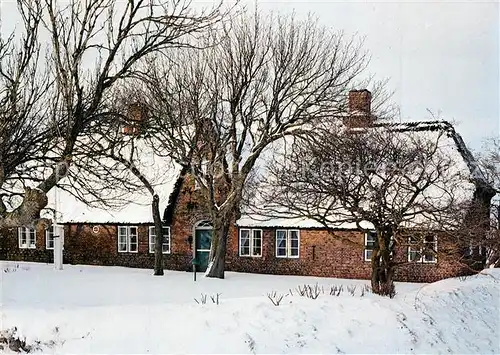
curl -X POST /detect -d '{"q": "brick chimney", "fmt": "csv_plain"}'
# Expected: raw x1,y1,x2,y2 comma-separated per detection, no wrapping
345,89,373,128
122,102,146,135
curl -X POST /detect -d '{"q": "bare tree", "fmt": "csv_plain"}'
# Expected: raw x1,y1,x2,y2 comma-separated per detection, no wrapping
475,138,500,267
138,12,373,278
487,203,500,267
0,0,223,230
0,1,58,228
477,138,500,193
71,100,176,276
261,122,482,296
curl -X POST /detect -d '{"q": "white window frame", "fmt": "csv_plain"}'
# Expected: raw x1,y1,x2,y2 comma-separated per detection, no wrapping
364,231,377,261
18,227,36,249
408,235,437,263
239,229,263,257
117,226,139,253
275,229,300,258
148,226,171,254
46,226,55,250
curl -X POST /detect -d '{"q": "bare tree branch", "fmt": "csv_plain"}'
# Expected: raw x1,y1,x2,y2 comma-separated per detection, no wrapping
0,0,224,229
136,11,374,278
260,122,488,296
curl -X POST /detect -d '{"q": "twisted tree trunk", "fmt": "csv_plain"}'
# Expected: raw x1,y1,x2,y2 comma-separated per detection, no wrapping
205,215,231,279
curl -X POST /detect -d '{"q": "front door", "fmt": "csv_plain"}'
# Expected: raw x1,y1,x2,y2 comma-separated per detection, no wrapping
195,229,212,272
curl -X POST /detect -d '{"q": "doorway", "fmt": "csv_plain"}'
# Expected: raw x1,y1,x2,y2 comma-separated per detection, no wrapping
194,220,213,272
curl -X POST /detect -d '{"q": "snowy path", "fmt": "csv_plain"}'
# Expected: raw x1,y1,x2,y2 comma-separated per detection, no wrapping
1,262,499,354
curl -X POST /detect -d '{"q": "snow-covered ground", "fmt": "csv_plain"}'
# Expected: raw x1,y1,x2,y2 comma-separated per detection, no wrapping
1,262,499,354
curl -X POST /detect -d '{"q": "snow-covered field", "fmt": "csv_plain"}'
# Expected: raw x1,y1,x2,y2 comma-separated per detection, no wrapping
1,262,499,354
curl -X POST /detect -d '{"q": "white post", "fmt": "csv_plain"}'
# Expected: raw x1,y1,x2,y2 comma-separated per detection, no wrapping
53,224,64,270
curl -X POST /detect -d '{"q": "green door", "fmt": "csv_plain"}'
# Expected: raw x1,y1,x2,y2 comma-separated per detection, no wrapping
195,229,212,272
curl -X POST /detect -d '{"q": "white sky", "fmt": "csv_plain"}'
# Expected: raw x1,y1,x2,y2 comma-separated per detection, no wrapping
249,0,499,152
1,0,498,151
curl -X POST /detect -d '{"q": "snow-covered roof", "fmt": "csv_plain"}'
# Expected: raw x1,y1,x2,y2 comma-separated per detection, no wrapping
43,178,178,225
42,138,181,224
236,120,487,229
37,120,488,229
237,214,374,230
375,120,488,184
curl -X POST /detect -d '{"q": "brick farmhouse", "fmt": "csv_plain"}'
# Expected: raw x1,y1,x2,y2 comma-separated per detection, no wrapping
1,91,495,283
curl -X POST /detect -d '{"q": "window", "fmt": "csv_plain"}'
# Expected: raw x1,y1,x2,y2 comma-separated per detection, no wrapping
46,226,55,250
118,226,138,253
408,235,437,263
149,226,171,254
466,242,484,257
18,227,36,249
276,230,300,258
364,231,377,261
239,229,262,257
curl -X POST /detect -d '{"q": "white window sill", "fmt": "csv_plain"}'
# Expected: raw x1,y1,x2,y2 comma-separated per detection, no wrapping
408,259,438,264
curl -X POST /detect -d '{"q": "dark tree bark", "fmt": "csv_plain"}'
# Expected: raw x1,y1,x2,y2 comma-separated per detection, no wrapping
371,229,395,297
152,194,164,276
207,217,231,278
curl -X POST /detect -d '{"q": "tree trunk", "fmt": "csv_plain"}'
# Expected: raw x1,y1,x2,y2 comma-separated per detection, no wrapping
0,156,72,230
152,194,164,276
205,217,231,279
371,230,395,297
0,187,49,229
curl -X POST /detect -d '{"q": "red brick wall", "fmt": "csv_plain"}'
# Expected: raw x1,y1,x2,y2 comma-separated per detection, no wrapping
394,233,470,282
0,225,53,263
63,224,192,270
226,228,470,283
226,228,368,278
0,223,189,271
0,222,471,283
0,173,472,283
169,174,212,271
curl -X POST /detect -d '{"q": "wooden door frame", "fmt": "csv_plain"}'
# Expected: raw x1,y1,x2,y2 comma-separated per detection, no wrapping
192,220,213,261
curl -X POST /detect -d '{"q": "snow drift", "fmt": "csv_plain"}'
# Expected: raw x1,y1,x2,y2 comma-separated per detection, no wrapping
1,262,498,354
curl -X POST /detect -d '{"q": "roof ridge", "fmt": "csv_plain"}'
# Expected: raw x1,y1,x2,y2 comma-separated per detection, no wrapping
373,119,454,130
373,119,492,189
